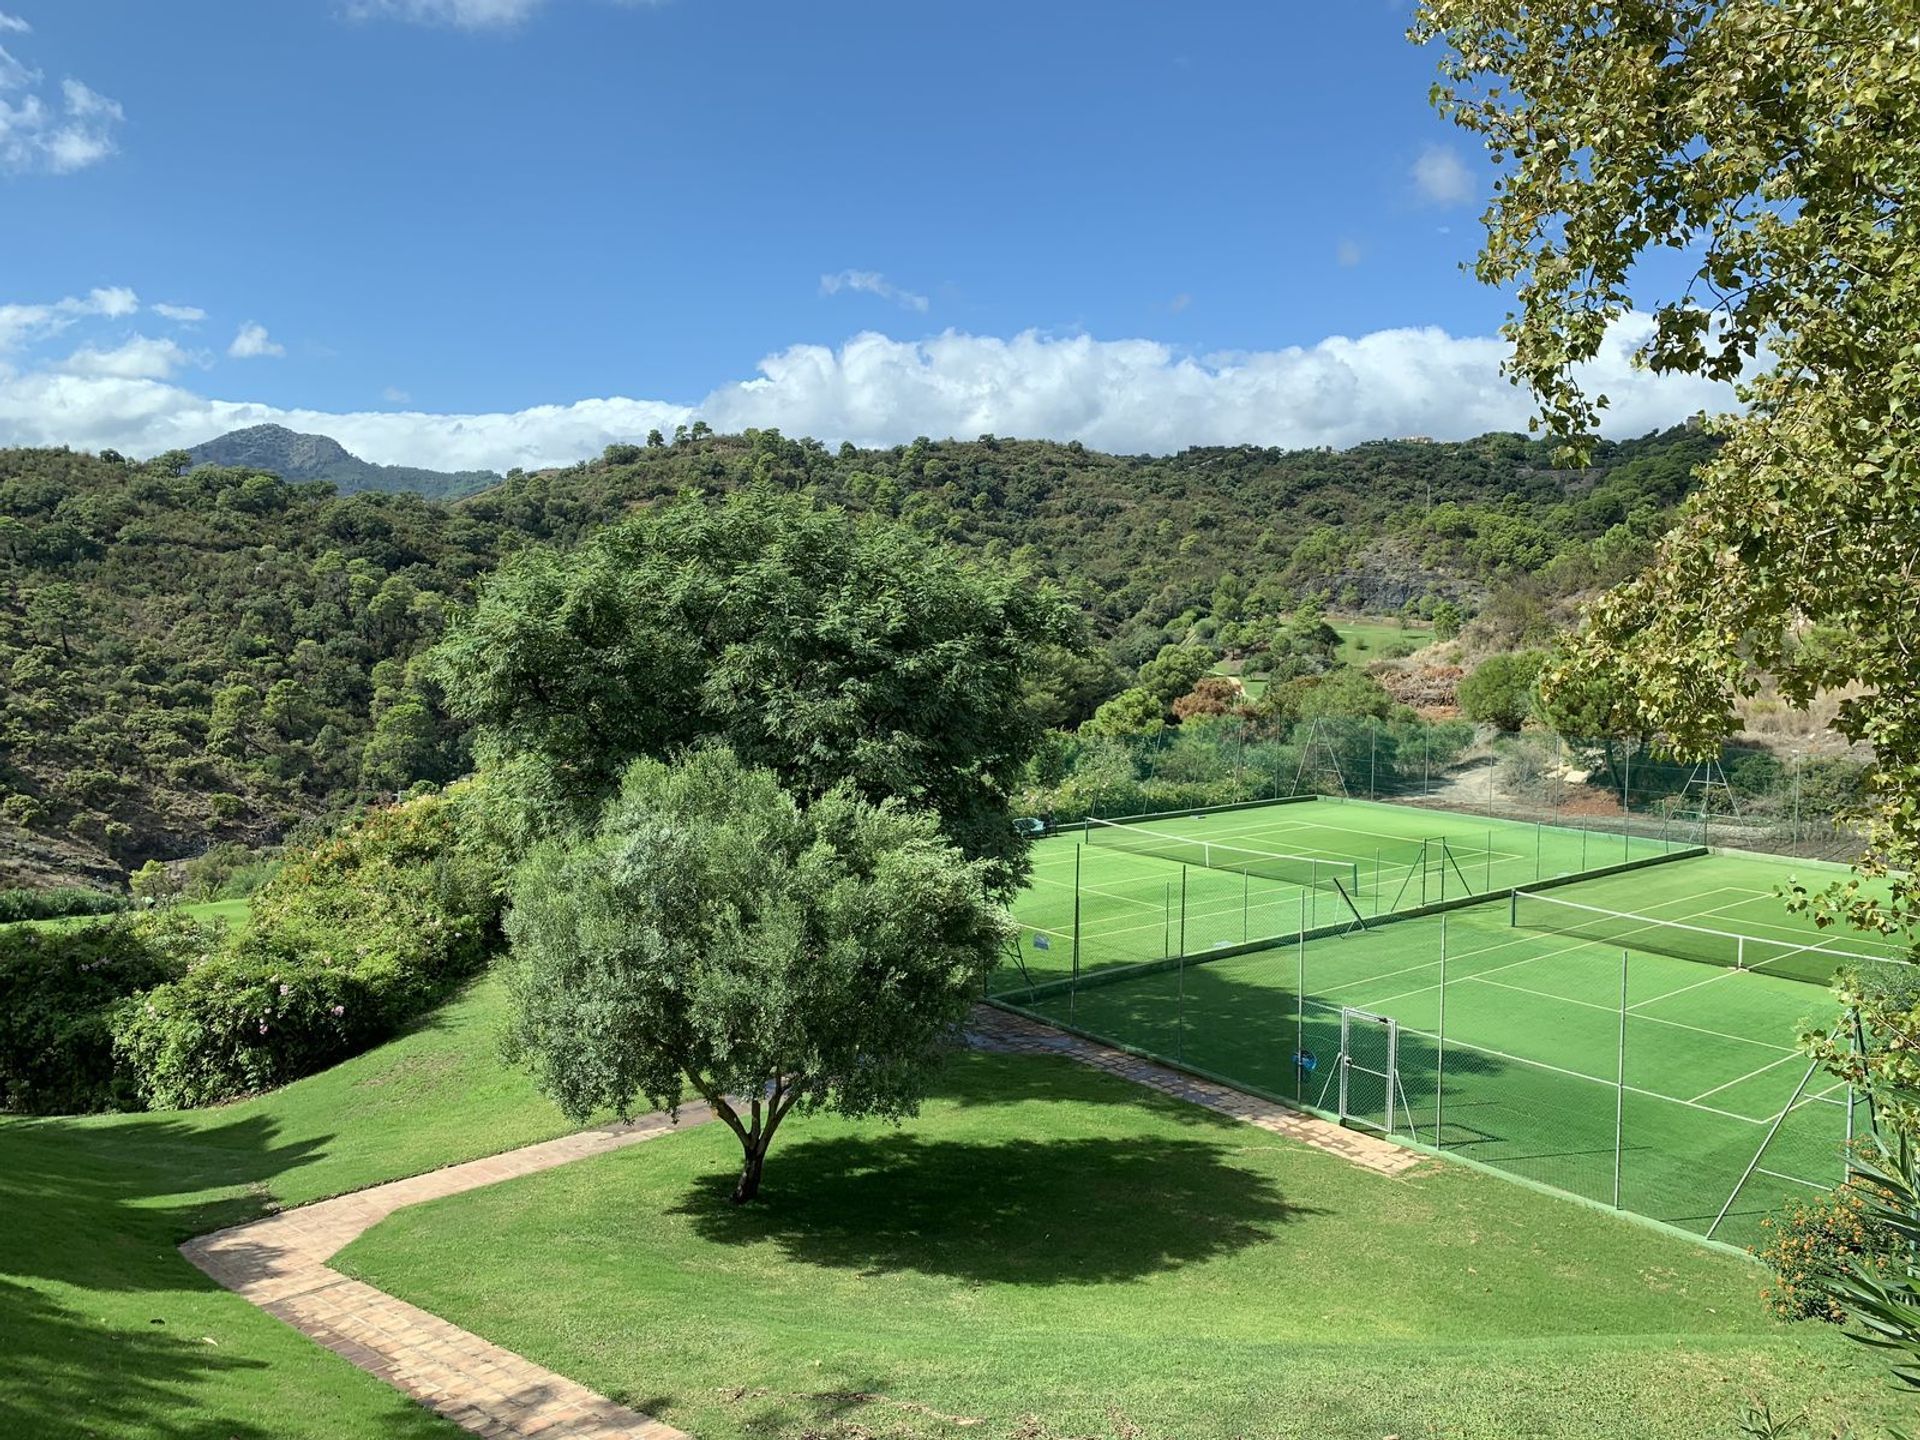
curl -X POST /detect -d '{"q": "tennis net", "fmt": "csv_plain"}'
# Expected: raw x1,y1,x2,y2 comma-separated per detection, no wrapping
1510,890,1895,986
1085,817,1360,892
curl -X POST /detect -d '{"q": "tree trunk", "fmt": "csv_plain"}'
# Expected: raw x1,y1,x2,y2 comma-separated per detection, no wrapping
731,1140,768,1205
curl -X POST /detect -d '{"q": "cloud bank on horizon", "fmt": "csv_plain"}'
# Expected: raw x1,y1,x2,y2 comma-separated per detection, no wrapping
0,307,1741,475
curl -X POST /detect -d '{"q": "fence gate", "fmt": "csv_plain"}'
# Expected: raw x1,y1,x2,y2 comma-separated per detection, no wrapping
1335,1006,1400,1136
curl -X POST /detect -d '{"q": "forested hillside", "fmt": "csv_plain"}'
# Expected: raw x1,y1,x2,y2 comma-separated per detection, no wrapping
0,424,1715,885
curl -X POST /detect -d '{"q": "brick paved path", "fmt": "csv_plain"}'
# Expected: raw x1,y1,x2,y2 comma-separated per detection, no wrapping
183,1006,1419,1439
966,1005,1425,1177
183,1106,714,1439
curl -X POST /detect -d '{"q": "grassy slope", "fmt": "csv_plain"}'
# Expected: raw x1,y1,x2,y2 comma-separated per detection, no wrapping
1,896,253,935
0,974,579,1440
338,1049,1895,1440
1335,618,1431,664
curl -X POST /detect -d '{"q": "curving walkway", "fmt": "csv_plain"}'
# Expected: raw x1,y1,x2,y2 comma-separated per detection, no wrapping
182,1007,1420,1439
183,1106,715,1439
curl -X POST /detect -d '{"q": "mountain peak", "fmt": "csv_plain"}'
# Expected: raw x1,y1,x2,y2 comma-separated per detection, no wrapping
184,426,501,500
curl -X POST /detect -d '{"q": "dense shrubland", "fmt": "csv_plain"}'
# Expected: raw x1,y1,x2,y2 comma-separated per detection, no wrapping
0,425,1715,885
0,785,502,1113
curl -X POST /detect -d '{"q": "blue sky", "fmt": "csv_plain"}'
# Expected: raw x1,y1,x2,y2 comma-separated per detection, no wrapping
0,1,1735,470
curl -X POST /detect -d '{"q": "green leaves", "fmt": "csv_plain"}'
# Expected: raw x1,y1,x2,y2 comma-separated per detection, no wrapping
500,747,1009,1199
433,489,1078,892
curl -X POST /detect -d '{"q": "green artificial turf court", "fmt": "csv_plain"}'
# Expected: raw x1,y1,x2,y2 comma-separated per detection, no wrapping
1002,795,1682,993
1013,849,1904,1250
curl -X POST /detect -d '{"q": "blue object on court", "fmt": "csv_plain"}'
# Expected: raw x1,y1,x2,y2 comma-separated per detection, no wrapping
1032,933,1051,950
1294,1049,1317,1073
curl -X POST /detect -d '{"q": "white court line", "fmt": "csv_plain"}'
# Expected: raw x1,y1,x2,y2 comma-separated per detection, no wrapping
1464,974,1793,1054
1689,1051,1805,1104
1382,1017,1775,1127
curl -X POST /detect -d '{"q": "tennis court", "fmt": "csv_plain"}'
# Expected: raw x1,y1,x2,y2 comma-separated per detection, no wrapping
1002,795,1681,994
1004,844,1905,1250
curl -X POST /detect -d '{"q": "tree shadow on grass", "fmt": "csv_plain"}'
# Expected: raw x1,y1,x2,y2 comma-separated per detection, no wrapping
0,1277,456,1440
0,1279,276,1440
0,1111,333,1292
674,1133,1321,1285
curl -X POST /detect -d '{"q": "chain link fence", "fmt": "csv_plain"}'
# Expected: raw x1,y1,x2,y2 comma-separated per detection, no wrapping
1020,717,1872,865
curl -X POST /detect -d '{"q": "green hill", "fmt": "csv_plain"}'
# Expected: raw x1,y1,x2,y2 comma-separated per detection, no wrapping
186,424,501,501
0,424,1715,886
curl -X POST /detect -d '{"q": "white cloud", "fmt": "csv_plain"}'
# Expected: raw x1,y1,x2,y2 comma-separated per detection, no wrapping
59,334,193,381
0,41,124,175
152,303,206,323
1412,145,1475,207
0,314,1744,474
0,14,29,35
0,286,139,350
382,386,412,404
820,270,930,314
228,322,285,359
344,0,550,27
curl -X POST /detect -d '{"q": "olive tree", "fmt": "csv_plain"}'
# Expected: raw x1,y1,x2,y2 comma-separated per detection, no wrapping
500,747,1009,1204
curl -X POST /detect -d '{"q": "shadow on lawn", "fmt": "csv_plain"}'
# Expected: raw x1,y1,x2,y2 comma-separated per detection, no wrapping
676,1132,1320,1284
0,1111,333,1293
0,1277,279,1440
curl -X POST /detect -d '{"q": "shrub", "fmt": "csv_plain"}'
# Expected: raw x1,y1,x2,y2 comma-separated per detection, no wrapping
111,931,379,1109
112,784,504,1109
1756,1171,1902,1322
180,841,279,900
1458,651,1546,732
0,915,201,1113
0,886,129,924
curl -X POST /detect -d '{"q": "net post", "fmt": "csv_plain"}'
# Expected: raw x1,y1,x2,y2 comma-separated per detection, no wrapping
1509,888,1518,927
1613,948,1628,1209
1435,912,1447,1150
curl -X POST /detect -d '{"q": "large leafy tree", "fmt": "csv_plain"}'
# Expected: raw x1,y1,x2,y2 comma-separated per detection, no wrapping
1414,0,1920,1371
1411,0,1919,923
431,489,1076,891
501,748,1008,1203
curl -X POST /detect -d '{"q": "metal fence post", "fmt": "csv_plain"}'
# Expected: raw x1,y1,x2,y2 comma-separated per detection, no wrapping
1178,866,1188,959
1072,844,1082,982
1295,889,1308,1104
1435,914,1447,1150
1614,949,1628,1209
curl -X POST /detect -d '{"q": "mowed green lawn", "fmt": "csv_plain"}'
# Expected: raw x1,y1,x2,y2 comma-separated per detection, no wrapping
338,1048,1894,1440
1335,617,1431,663
0,974,581,1440
1,895,253,934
